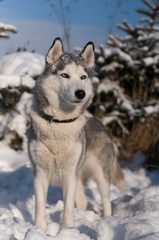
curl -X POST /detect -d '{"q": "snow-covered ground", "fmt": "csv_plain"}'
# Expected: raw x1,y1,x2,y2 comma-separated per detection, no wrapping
0,52,159,240
0,144,159,240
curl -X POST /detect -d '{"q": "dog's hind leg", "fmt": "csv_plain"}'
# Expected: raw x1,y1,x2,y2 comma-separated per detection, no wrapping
33,167,49,230
112,159,125,192
75,178,88,210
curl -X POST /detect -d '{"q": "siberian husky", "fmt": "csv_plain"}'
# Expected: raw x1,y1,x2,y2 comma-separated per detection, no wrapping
28,38,125,230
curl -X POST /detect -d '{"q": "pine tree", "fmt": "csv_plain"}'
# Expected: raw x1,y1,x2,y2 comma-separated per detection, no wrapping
107,0,159,103
90,0,159,161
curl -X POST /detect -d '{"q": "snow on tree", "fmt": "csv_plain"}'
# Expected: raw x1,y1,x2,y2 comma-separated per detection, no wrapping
89,0,159,163
0,52,44,150
0,22,17,39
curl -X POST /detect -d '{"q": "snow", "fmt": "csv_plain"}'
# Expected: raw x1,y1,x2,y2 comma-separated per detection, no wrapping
100,62,123,72
0,52,45,77
0,52,159,239
0,75,35,88
99,45,134,67
0,142,159,240
144,105,159,115
143,56,159,67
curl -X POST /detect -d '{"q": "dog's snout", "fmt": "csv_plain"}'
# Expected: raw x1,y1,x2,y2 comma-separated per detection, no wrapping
75,90,86,100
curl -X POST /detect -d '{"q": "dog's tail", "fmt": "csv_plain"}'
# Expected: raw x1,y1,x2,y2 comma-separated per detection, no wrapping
111,158,125,192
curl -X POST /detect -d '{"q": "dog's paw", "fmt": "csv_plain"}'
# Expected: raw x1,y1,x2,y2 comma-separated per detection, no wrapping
35,221,47,231
62,222,74,229
47,222,60,236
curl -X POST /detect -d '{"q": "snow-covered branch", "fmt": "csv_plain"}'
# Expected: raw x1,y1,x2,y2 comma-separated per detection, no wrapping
143,0,155,10
137,8,153,17
0,22,17,39
0,32,9,39
0,22,17,33
108,35,123,48
122,19,133,32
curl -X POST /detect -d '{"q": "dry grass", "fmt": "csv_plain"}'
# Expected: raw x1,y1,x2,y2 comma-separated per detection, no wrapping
118,117,159,162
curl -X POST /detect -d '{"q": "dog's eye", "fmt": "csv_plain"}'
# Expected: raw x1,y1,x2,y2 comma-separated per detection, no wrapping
52,70,57,74
81,75,87,80
60,73,69,78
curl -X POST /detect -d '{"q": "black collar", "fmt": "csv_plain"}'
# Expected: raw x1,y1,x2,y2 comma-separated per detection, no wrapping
41,111,78,123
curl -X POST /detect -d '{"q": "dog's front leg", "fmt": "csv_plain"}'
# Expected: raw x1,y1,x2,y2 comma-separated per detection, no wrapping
62,172,77,228
33,167,49,230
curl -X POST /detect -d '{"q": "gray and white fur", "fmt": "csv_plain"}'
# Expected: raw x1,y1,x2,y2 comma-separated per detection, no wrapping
28,38,125,230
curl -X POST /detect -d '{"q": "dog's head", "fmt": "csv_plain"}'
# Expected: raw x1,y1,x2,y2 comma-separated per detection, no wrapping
36,38,95,120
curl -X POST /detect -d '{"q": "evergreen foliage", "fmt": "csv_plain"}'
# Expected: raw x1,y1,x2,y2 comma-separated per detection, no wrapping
0,86,32,115
0,51,43,152
89,0,159,161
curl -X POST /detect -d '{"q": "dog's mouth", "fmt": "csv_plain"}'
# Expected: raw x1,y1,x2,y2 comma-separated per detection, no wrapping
72,100,82,104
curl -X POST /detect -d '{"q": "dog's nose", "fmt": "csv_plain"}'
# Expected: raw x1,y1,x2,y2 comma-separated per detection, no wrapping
75,90,86,99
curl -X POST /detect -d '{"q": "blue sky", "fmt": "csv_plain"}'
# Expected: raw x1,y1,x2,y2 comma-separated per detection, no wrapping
0,0,147,57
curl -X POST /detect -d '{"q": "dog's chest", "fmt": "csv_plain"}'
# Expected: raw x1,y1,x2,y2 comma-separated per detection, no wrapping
39,123,82,182
43,125,75,158
43,123,76,149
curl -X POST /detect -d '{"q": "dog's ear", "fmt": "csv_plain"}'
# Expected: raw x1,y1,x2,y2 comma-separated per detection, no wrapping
46,38,64,65
80,42,95,68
